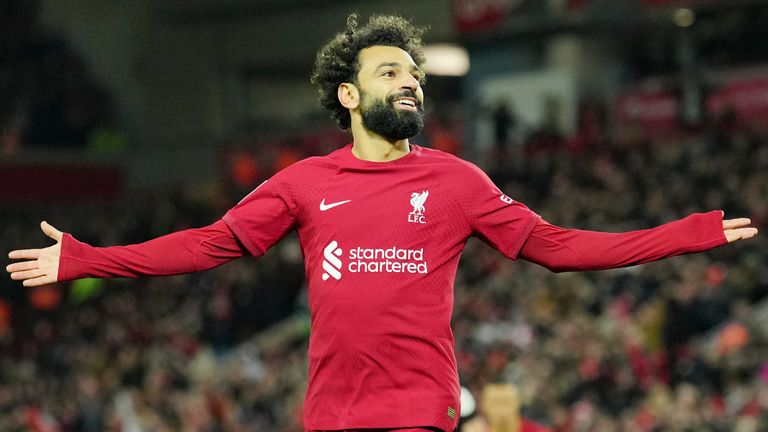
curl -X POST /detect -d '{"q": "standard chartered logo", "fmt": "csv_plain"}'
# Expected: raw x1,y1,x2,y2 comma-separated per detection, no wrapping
321,241,428,281
322,241,343,281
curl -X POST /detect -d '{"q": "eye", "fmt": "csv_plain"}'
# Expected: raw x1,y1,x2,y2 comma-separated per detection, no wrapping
382,70,395,78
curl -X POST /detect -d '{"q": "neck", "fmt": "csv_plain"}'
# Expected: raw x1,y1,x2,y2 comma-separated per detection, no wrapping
349,121,410,162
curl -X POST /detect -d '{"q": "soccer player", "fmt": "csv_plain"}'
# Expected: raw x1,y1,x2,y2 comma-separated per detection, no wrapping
6,14,758,432
462,383,551,432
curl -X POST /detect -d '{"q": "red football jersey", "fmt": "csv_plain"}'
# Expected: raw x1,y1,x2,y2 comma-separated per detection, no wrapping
223,144,540,431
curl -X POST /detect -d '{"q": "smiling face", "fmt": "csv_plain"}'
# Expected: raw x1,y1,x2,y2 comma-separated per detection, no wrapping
354,45,426,141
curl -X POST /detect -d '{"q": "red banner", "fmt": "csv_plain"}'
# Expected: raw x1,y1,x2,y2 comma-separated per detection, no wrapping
452,0,529,32
707,77,768,124
616,89,679,134
0,163,123,202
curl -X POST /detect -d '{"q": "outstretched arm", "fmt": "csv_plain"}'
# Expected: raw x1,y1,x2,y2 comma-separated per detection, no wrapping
7,220,246,286
519,211,757,273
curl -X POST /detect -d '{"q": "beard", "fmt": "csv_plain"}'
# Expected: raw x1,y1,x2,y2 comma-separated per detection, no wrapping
359,90,425,141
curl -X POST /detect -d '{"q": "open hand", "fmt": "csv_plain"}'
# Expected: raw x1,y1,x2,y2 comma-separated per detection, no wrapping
6,221,63,287
723,215,758,243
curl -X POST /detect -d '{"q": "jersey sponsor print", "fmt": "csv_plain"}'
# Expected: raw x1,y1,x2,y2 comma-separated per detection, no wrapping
322,242,428,279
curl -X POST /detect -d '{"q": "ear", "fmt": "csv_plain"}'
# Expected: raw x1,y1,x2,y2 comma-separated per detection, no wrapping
338,82,359,110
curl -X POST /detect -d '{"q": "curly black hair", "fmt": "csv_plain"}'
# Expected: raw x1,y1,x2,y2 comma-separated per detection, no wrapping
310,13,426,130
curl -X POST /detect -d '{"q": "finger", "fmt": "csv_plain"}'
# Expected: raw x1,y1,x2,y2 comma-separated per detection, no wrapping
739,227,759,240
41,221,63,242
725,227,759,243
22,275,55,287
8,249,41,260
722,218,752,230
10,269,45,281
6,261,38,273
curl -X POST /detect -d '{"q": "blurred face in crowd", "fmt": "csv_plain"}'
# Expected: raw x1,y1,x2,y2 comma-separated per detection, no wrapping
482,383,521,431
354,45,426,141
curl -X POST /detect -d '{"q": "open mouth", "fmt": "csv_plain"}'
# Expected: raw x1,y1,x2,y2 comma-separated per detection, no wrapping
393,97,419,111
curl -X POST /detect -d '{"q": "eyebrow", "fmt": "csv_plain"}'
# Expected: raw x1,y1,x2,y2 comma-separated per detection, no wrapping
375,62,424,76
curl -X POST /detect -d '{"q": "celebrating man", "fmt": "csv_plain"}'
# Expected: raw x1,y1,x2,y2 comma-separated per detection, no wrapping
7,14,757,432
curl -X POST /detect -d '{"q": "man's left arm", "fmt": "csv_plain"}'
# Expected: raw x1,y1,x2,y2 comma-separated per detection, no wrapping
519,211,758,272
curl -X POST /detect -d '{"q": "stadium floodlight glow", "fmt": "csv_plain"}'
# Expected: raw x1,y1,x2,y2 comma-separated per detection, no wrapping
423,44,470,76
673,8,695,28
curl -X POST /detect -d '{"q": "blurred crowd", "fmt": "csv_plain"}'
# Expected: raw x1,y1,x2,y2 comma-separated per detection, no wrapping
1,104,767,432
1,193,308,431
454,108,768,431
0,0,123,155
1,2,767,427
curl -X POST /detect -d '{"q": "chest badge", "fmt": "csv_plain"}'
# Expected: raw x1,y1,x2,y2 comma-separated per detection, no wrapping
408,190,429,224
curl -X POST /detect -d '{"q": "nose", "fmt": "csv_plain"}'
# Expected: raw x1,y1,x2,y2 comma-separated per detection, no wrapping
401,73,419,91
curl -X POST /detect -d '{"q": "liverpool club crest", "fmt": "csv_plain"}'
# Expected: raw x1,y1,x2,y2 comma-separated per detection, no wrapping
408,190,429,224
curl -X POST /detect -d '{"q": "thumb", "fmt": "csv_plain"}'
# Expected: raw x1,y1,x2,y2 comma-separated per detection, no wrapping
40,221,63,242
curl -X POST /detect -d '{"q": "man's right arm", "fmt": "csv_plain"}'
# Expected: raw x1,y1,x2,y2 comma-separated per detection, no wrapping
7,220,246,286
9,166,300,287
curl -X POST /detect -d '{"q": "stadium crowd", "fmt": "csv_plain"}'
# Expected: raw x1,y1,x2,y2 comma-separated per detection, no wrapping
1,3,766,429
1,105,767,431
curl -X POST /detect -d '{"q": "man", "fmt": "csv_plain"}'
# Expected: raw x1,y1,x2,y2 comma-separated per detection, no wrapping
462,383,551,432
6,14,757,432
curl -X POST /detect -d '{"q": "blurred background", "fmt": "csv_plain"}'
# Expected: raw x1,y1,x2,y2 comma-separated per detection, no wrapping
1,0,767,430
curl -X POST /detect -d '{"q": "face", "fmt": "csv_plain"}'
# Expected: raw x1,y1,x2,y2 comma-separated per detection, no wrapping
354,45,426,141
482,383,521,426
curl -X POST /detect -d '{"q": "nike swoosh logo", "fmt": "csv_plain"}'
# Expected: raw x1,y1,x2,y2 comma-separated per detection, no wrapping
320,199,352,211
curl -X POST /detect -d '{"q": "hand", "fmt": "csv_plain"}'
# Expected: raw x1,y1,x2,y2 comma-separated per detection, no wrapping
6,221,63,287
722,214,758,243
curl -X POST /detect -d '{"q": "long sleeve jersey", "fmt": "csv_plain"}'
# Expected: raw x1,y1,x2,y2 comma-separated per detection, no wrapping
57,144,727,431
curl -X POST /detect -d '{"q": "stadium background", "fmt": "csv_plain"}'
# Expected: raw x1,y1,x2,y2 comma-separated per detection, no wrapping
1,0,767,430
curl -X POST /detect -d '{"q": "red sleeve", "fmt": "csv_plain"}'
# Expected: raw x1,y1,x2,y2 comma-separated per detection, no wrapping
222,174,297,258
460,161,541,259
519,211,727,273
58,219,246,281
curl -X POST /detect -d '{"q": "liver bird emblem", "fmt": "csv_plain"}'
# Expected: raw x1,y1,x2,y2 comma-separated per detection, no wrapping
410,190,429,214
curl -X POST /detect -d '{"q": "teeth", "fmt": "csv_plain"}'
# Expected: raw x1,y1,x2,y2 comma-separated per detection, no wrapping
397,99,416,107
